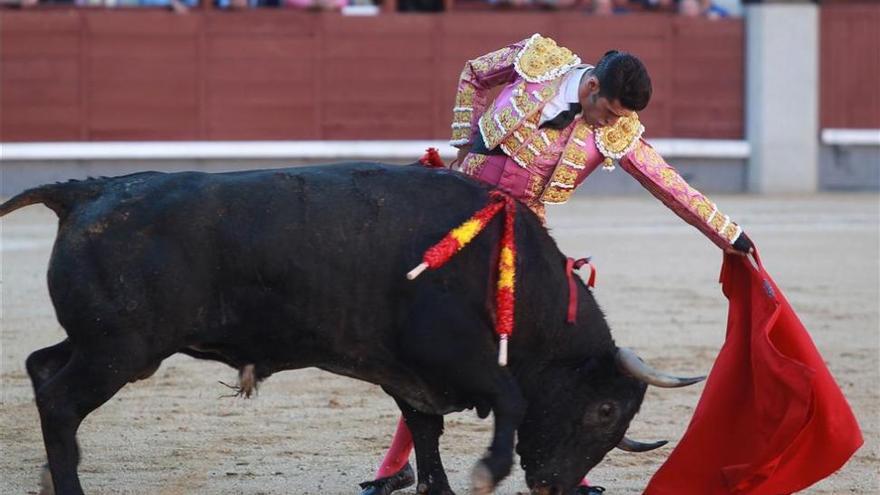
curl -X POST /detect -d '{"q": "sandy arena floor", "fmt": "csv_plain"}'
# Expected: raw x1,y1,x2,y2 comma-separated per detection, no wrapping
1,191,877,494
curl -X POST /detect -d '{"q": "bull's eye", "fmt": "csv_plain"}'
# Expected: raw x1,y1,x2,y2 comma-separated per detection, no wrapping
584,401,618,426
587,402,618,426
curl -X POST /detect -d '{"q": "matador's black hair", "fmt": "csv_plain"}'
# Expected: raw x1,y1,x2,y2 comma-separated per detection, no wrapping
593,50,653,111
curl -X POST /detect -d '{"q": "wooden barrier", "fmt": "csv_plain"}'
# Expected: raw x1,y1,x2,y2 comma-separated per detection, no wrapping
0,10,745,142
820,3,880,130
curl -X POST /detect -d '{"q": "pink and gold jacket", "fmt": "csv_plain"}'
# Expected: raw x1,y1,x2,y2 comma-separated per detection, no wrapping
449,33,742,251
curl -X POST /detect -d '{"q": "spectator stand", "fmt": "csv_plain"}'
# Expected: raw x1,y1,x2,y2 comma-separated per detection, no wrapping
2,0,732,17
0,6,750,197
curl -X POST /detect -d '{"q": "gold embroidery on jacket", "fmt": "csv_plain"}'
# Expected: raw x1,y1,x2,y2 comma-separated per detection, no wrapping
527,174,546,201
499,113,547,168
462,153,488,177
451,126,470,144
456,85,476,108
479,78,563,150
595,113,644,163
453,111,471,125
498,107,518,135
691,197,716,222
552,166,578,185
505,143,537,168
514,34,581,83
479,100,503,148
470,45,520,76
542,128,561,145
541,186,571,204
709,213,728,232
512,83,542,117
722,223,740,242
660,168,686,188
539,121,592,204
632,144,741,244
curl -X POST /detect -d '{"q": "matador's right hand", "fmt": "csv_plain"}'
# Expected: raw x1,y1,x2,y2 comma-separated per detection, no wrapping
450,145,472,170
728,232,754,256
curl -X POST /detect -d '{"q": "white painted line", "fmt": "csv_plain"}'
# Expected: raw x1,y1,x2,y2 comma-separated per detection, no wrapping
0,141,457,161
648,139,750,159
821,129,880,147
0,139,751,161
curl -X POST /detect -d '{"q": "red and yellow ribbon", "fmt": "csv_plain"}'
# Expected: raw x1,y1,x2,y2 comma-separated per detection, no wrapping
407,190,518,366
495,197,516,365
422,199,506,269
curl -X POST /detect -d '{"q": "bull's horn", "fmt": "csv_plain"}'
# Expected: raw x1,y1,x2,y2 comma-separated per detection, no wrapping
615,347,706,388
616,436,668,452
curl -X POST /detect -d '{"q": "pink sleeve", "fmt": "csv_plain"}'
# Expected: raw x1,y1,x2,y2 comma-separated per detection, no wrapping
620,140,743,251
450,39,527,147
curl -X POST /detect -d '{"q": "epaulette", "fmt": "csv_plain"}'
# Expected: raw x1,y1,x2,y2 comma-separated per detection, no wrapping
514,33,581,83
595,113,645,170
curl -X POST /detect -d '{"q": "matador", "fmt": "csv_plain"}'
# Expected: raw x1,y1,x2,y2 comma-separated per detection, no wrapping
359,33,753,495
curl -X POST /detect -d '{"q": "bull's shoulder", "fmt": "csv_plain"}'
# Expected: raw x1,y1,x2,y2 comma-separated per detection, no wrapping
206,162,489,199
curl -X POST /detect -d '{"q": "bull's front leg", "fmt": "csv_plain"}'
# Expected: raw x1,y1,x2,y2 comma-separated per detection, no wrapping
470,370,526,495
390,395,454,495
401,286,527,494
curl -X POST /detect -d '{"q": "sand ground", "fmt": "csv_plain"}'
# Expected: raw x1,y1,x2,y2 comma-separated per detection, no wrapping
1,192,877,494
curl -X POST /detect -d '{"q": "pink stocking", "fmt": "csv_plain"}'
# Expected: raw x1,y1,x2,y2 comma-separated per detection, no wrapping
373,416,590,487
374,416,414,478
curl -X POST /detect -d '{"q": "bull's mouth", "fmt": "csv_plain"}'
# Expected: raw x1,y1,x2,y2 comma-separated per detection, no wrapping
525,473,571,495
526,485,565,495
523,459,590,495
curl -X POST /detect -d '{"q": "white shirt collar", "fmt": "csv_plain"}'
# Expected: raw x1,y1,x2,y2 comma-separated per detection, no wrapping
563,65,591,104
538,64,593,126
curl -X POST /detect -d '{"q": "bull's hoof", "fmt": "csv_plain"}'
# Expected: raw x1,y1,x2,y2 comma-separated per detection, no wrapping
416,482,456,495
39,463,54,495
358,462,415,495
470,461,495,495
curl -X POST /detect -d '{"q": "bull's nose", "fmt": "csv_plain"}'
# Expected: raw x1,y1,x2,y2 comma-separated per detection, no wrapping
528,486,562,495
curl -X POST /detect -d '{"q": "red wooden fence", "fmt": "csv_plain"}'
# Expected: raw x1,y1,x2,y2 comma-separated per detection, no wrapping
820,3,880,129
0,10,745,142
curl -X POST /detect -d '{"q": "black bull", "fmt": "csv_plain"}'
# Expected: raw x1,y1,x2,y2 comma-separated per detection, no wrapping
0,163,702,495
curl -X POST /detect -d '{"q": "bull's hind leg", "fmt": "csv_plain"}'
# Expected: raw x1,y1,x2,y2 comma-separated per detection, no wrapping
26,340,73,394
26,340,75,494
390,396,454,495
34,347,159,495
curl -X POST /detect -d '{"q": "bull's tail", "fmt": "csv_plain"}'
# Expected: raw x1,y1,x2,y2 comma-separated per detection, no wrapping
0,179,104,219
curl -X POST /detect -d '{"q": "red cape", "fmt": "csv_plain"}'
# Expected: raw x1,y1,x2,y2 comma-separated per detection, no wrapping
645,252,863,494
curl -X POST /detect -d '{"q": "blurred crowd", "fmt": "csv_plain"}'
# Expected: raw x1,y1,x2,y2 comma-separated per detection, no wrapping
10,0,732,18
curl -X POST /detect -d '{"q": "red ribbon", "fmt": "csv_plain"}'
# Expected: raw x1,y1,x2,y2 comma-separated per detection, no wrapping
495,193,517,338
566,257,596,324
419,147,446,168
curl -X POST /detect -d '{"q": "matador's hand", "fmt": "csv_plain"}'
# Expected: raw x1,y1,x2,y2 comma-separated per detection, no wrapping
727,232,754,256
449,145,472,170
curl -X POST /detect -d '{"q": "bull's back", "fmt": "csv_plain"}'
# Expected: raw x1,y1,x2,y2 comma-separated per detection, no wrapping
47,164,498,353
196,164,499,347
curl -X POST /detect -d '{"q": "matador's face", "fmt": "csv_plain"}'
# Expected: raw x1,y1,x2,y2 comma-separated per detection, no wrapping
578,76,633,129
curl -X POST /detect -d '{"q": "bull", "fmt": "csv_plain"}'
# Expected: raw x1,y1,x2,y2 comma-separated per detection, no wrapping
0,163,703,495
